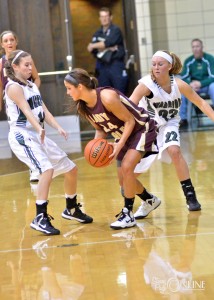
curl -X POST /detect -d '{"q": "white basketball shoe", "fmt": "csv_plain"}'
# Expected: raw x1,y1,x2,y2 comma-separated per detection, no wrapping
110,207,136,229
134,196,161,219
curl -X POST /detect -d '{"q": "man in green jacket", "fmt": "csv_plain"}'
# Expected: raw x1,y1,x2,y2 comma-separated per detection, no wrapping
179,39,214,127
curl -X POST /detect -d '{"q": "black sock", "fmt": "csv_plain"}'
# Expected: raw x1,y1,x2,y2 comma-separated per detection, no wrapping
137,189,152,201
181,179,195,197
124,197,135,211
36,202,48,215
66,196,77,209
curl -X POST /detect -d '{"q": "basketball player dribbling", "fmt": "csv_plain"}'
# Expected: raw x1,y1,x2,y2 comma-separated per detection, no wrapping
4,50,93,235
64,68,160,230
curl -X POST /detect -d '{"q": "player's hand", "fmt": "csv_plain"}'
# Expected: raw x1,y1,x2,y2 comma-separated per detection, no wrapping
58,127,68,140
39,128,45,144
108,141,124,162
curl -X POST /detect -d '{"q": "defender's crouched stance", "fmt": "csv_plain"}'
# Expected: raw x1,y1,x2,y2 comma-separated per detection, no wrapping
5,50,93,235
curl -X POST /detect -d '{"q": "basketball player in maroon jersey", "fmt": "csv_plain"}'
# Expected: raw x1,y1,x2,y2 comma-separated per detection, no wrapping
64,68,160,230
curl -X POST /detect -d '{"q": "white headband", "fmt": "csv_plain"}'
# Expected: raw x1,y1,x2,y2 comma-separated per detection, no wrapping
153,51,173,64
12,51,24,64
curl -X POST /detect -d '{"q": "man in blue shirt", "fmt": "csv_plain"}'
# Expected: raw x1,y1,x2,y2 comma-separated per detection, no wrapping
87,7,128,94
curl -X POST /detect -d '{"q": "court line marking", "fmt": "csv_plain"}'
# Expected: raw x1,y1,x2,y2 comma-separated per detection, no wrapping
0,231,214,254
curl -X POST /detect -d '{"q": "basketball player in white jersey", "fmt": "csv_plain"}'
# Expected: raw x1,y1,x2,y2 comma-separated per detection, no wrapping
4,50,93,235
129,50,214,217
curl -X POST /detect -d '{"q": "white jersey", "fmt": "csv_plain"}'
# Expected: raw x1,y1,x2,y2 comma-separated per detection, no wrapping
138,74,181,127
5,79,75,177
5,80,44,131
135,75,182,172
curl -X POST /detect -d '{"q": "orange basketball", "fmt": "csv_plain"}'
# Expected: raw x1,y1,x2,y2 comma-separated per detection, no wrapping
84,138,113,168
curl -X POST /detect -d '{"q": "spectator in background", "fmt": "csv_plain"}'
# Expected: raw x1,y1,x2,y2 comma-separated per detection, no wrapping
179,38,214,128
0,30,41,111
87,7,128,94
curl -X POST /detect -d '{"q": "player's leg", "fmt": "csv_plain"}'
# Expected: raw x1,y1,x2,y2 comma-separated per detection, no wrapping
43,136,93,225
167,145,201,211
8,131,60,235
61,166,93,224
134,175,161,219
30,168,61,235
110,149,141,230
117,162,161,219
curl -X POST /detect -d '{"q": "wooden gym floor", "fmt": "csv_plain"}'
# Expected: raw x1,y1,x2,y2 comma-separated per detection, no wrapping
0,129,214,299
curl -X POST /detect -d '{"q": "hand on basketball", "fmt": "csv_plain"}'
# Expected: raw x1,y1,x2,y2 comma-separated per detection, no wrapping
108,142,123,162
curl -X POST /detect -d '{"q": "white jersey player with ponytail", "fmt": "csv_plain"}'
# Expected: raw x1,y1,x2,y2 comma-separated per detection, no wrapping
4,50,93,236
130,50,214,217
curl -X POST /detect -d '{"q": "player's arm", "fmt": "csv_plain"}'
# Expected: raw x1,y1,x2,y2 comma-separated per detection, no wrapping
101,90,135,157
42,102,68,139
177,77,214,122
7,84,45,142
31,60,41,88
129,83,151,105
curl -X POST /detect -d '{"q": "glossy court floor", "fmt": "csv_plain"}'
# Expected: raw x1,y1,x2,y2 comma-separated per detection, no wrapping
0,125,214,299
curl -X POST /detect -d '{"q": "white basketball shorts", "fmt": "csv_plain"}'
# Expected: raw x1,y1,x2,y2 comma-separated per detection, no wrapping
134,119,180,173
8,129,75,178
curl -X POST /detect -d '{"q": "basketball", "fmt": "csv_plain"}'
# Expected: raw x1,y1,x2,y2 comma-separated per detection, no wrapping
84,138,113,168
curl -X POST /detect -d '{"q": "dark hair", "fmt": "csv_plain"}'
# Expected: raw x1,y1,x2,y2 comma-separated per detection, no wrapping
191,38,203,46
99,7,112,16
151,50,182,80
5,50,31,86
64,68,98,118
0,30,18,56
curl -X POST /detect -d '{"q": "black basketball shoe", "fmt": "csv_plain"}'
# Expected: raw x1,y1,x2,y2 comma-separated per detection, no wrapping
30,213,60,235
62,203,93,223
186,192,201,211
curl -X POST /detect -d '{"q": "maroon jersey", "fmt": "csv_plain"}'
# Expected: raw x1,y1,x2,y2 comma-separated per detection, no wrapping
87,87,158,160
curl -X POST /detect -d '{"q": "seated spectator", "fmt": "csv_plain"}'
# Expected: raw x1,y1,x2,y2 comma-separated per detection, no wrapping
179,39,214,127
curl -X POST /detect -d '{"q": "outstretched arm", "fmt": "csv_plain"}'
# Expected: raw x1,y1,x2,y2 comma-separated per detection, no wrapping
42,103,68,139
129,83,151,105
177,77,214,122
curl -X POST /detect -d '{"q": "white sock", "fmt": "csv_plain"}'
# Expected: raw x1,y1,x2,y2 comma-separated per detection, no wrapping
36,200,47,205
65,193,77,199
